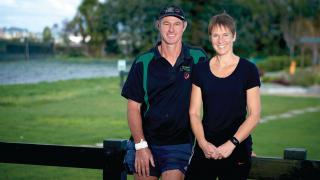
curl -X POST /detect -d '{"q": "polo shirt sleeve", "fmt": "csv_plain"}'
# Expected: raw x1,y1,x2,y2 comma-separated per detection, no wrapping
191,63,202,87
245,62,261,90
200,49,209,63
121,61,144,103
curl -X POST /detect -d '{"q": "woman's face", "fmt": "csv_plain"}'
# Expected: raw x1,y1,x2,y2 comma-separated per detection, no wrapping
210,25,236,56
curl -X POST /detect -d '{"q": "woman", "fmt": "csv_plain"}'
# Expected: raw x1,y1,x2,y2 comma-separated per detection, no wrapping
185,12,261,180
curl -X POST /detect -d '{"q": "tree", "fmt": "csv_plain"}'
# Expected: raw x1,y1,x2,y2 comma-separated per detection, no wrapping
100,0,173,55
65,0,107,56
42,26,53,43
64,0,319,59
272,0,320,66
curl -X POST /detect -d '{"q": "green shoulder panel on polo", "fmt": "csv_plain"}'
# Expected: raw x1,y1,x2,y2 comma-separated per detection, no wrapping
136,52,154,116
189,48,207,64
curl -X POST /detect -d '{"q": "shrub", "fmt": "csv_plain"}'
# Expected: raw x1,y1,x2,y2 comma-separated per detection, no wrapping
290,66,320,87
256,56,312,72
260,65,320,87
256,56,290,72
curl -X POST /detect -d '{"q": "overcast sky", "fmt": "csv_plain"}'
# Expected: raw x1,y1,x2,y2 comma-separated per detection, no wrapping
0,0,82,33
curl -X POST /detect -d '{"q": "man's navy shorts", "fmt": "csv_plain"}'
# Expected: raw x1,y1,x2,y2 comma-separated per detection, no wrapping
123,140,193,177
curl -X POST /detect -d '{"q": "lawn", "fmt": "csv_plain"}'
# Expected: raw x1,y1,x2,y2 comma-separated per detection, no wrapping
0,77,319,179
0,77,129,145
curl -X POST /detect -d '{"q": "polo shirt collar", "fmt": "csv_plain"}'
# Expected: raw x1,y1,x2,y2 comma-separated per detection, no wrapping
154,41,192,67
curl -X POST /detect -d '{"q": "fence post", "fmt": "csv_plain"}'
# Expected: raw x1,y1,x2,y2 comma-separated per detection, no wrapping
103,139,127,180
284,148,307,160
119,71,125,89
283,148,320,179
117,59,127,89
24,37,29,61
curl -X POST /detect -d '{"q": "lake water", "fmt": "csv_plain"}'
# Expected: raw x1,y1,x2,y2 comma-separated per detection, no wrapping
0,59,119,85
1,59,319,96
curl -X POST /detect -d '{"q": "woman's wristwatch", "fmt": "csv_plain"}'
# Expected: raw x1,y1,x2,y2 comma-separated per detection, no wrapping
230,136,240,146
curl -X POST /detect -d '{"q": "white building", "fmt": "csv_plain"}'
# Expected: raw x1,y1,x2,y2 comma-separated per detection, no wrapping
0,27,28,40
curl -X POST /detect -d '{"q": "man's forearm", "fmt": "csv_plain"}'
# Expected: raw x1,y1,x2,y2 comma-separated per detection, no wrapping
127,100,145,143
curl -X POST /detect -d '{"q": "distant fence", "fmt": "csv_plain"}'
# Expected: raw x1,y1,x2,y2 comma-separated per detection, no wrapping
0,39,53,60
1,140,320,179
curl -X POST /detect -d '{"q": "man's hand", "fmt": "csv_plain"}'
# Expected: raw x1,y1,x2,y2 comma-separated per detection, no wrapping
135,148,155,177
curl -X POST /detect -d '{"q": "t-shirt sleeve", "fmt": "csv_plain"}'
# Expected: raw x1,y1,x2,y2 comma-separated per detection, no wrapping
191,63,202,87
121,61,144,103
246,62,261,90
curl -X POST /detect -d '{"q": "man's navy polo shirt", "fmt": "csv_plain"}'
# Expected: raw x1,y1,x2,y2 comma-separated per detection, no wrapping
121,43,207,145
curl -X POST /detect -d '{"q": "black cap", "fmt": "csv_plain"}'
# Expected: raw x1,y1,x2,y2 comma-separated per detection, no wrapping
157,5,186,21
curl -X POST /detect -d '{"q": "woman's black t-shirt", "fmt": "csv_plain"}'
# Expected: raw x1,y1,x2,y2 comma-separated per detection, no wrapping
192,58,260,147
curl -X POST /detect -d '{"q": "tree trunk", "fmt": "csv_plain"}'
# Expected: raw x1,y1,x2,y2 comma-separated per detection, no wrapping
312,44,319,66
301,46,305,67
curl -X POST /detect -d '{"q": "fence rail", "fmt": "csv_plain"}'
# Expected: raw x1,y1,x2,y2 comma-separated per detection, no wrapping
0,140,127,179
1,140,320,179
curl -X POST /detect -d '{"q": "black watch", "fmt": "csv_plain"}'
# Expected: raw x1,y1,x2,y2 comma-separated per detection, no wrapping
230,137,240,146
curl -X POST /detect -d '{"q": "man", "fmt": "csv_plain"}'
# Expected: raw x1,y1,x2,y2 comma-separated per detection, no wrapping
121,5,207,180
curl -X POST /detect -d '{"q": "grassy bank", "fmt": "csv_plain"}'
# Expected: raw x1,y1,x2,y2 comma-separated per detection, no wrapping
0,77,129,145
0,77,319,179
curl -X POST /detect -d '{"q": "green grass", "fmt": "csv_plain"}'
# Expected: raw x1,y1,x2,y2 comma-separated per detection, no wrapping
252,111,320,159
260,95,320,117
0,164,101,180
0,77,319,179
0,77,129,145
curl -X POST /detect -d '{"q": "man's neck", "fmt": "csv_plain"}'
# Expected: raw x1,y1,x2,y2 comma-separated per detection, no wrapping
158,42,182,66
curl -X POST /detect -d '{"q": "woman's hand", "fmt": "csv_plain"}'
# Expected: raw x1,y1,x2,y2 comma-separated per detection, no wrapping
199,140,221,159
217,140,236,158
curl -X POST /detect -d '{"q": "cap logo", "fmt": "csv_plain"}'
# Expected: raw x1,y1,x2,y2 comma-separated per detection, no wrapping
165,7,174,13
158,5,185,20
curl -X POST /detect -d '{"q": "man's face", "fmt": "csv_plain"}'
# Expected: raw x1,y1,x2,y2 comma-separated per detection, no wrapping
158,16,186,45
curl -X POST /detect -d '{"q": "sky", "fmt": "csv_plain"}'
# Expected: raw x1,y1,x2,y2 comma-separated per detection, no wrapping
0,0,82,33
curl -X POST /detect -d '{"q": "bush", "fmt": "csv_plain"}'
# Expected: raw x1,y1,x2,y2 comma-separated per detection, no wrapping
256,56,290,72
260,65,320,87
290,66,320,87
261,74,291,86
54,45,87,57
256,56,313,72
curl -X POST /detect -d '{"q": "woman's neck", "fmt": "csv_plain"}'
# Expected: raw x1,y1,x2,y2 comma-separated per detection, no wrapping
215,53,238,67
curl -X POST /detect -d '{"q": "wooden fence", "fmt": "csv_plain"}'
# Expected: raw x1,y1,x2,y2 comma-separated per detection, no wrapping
1,140,320,179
